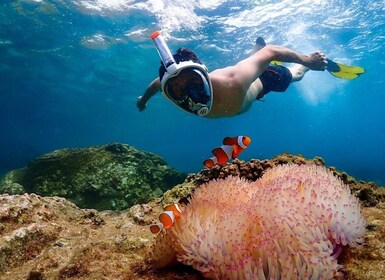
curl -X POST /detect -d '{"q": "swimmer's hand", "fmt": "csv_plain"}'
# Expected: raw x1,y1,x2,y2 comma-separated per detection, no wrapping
306,52,328,71
137,96,147,111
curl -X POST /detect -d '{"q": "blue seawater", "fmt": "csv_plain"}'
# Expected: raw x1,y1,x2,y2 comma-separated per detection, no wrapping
1,0,384,185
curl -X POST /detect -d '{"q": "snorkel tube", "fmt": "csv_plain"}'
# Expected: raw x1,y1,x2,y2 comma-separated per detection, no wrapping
151,31,176,70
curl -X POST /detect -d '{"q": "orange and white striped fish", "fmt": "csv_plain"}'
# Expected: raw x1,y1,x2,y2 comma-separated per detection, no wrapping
203,136,251,168
149,203,183,234
223,136,252,158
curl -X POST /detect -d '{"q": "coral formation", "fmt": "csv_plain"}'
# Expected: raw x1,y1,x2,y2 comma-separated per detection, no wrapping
187,152,326,185
148,164,366,279
186,153,384,208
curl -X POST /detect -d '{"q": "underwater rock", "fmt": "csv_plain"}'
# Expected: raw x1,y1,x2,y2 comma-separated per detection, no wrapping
0,193,154,279
0,182,25,195
0,143,186,211
0,168,26,194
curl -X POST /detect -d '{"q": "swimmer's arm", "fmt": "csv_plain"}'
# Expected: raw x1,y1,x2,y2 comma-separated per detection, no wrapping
235,45,327,86
137,77,161,111
257,45,327,71
271,46,326,69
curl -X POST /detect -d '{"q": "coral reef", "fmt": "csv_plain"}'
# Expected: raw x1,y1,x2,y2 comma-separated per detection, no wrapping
148,164,366,279
0,153,384,279
0,143,186,210
186,153,384,208
186,153,326,185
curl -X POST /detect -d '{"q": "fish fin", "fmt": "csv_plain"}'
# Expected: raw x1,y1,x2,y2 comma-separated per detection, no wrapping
223,136,236,145
232,145,243,159
203,157,217,168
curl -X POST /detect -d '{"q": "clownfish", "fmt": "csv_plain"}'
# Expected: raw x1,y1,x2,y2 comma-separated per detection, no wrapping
203,136,251,168
149,203,183,234
223,136,252,158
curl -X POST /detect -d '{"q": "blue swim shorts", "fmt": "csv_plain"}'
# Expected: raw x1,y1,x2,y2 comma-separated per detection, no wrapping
259,65,292,96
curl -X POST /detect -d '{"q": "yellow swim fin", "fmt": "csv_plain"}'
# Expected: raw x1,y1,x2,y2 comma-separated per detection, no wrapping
271,60,283,66
327,59,365,80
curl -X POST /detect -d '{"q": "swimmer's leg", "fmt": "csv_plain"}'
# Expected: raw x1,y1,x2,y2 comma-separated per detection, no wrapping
288,64,310,82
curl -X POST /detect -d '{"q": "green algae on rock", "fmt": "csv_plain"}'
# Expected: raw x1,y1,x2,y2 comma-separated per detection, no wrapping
0,143,186,210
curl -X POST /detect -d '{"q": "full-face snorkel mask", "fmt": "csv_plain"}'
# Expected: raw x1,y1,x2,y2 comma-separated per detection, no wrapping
151,31,213,116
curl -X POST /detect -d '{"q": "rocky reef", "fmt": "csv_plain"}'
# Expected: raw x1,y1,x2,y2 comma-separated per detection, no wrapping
0,152,384,279
0,143,186,211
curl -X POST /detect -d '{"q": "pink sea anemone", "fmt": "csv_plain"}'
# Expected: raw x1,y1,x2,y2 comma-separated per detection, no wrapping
149,164,366,279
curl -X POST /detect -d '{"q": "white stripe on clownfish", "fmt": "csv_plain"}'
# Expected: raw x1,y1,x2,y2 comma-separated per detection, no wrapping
220,145,234,159
237,136,247,149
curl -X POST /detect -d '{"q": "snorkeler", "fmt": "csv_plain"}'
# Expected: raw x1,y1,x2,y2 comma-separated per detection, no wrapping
137,31,364,118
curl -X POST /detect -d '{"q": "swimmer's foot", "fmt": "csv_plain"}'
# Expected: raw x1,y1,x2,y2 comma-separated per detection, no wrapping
290,64,310,82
